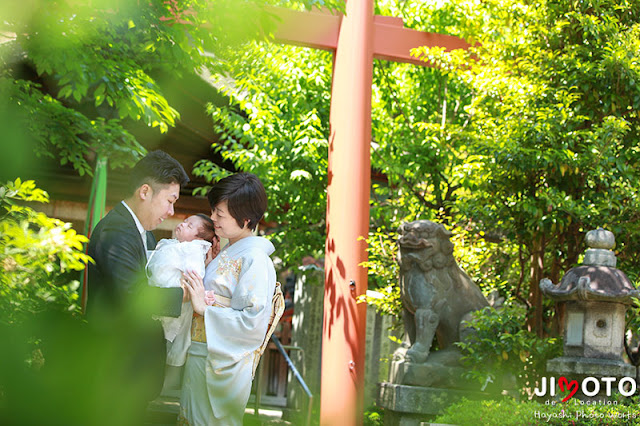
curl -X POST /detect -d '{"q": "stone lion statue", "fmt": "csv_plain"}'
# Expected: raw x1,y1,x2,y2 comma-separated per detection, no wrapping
397,220,489,365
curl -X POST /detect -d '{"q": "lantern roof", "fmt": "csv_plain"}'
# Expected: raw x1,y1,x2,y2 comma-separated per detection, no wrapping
540,228,640,303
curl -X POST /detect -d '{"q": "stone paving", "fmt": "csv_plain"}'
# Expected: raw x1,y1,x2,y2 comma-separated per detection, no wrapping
145,395,292,426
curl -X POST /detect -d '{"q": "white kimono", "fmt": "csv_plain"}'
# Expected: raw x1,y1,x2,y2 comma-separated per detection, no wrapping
178,236,277,426
146,238,211,347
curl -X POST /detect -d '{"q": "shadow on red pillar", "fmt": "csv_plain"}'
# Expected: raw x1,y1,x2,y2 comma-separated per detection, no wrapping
321,1,373,425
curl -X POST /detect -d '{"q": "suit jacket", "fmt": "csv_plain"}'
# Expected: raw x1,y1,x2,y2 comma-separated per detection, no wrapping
86,202,182,402
87,202,182,316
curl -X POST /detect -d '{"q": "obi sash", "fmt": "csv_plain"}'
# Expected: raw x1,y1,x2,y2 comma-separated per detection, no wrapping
189,283,285,378
191,294,231,343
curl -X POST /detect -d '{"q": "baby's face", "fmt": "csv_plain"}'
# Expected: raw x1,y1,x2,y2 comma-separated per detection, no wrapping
174,216,204,242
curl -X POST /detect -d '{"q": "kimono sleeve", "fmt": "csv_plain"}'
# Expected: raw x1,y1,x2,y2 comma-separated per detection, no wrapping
202,249,276,366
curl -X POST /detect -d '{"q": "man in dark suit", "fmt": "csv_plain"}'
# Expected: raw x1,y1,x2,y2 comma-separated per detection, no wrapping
86,150,189,423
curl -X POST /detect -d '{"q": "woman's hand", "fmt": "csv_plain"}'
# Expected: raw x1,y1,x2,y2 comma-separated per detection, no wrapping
181,270,206,316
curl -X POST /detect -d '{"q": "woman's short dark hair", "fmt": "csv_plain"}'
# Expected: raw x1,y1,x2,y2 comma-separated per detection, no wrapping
127,150,189,196
207,173,267,231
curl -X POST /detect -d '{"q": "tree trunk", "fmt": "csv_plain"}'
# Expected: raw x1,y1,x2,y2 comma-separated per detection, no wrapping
549,236,563,336
527,235,546,337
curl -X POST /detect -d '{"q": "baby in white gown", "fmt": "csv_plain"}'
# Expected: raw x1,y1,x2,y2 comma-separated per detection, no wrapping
146,214,218,346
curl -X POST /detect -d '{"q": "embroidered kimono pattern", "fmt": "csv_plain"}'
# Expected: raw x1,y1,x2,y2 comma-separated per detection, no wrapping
177,236,277,426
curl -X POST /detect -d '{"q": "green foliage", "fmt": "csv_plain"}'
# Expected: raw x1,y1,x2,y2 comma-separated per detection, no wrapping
0,0,190,173
2,79,145,175
0,179,91,324
1,0,325,174
456,302,562,397
367,1,480,234
625,299,640,349
198,1,479,267
363,405,384,426
411,0,640,306
195,42,333,264
353,0,640,335
451,229,522,301
435,397,640,425
361,229,398,289
359,229,402,316
369,61,473,227
0,178,193,424
359,284,402,318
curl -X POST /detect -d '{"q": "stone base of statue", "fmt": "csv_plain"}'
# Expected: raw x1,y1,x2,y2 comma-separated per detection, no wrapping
378,348,489,425
388,348,472,388
378,382,487,426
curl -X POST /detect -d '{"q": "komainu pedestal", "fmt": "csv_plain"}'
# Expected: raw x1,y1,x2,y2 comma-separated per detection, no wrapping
379,382,486,426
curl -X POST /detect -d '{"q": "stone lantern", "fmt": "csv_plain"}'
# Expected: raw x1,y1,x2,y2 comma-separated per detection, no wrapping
540,228,639,387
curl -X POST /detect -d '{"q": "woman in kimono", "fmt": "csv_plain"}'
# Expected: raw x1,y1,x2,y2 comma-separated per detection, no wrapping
179,172,278,426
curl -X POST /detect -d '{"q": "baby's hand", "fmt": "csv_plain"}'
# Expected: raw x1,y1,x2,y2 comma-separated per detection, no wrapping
182,286,191,303
204,290,216,306
205,238,220,266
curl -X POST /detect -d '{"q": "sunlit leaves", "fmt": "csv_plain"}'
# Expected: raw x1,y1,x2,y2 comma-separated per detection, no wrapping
359,229,402,316
415,0,640,268
456,302,562,396
0,179,91,324
1,0,304,174
363,0,640,335
197,42,332,264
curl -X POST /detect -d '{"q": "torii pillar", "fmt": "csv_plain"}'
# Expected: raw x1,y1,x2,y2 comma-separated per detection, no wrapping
270,2,469,424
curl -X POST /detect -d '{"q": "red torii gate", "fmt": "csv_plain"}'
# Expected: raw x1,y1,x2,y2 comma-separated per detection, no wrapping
78,2,470,423
269,2,470,425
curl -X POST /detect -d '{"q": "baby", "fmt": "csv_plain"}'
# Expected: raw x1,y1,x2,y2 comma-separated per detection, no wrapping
146,214,218,344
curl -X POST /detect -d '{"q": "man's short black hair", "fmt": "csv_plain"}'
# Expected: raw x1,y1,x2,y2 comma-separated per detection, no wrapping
207,173,267,231
127,150,189,195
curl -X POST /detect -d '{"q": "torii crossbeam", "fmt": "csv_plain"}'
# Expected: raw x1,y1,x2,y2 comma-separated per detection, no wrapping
269,2,470,425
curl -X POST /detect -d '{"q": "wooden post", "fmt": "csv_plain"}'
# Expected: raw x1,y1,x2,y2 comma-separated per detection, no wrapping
265,5,471,423
321,1,373,424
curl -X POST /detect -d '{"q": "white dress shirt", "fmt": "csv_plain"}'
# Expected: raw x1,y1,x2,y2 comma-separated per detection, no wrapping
121,200,148,252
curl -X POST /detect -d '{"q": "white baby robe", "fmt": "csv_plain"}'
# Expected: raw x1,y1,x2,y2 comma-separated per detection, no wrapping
146,238,211,344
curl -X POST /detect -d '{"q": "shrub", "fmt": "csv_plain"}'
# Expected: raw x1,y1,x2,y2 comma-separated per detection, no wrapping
0,179,161,425
456,301,563,397
364,405,384,426
0,178,91,324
